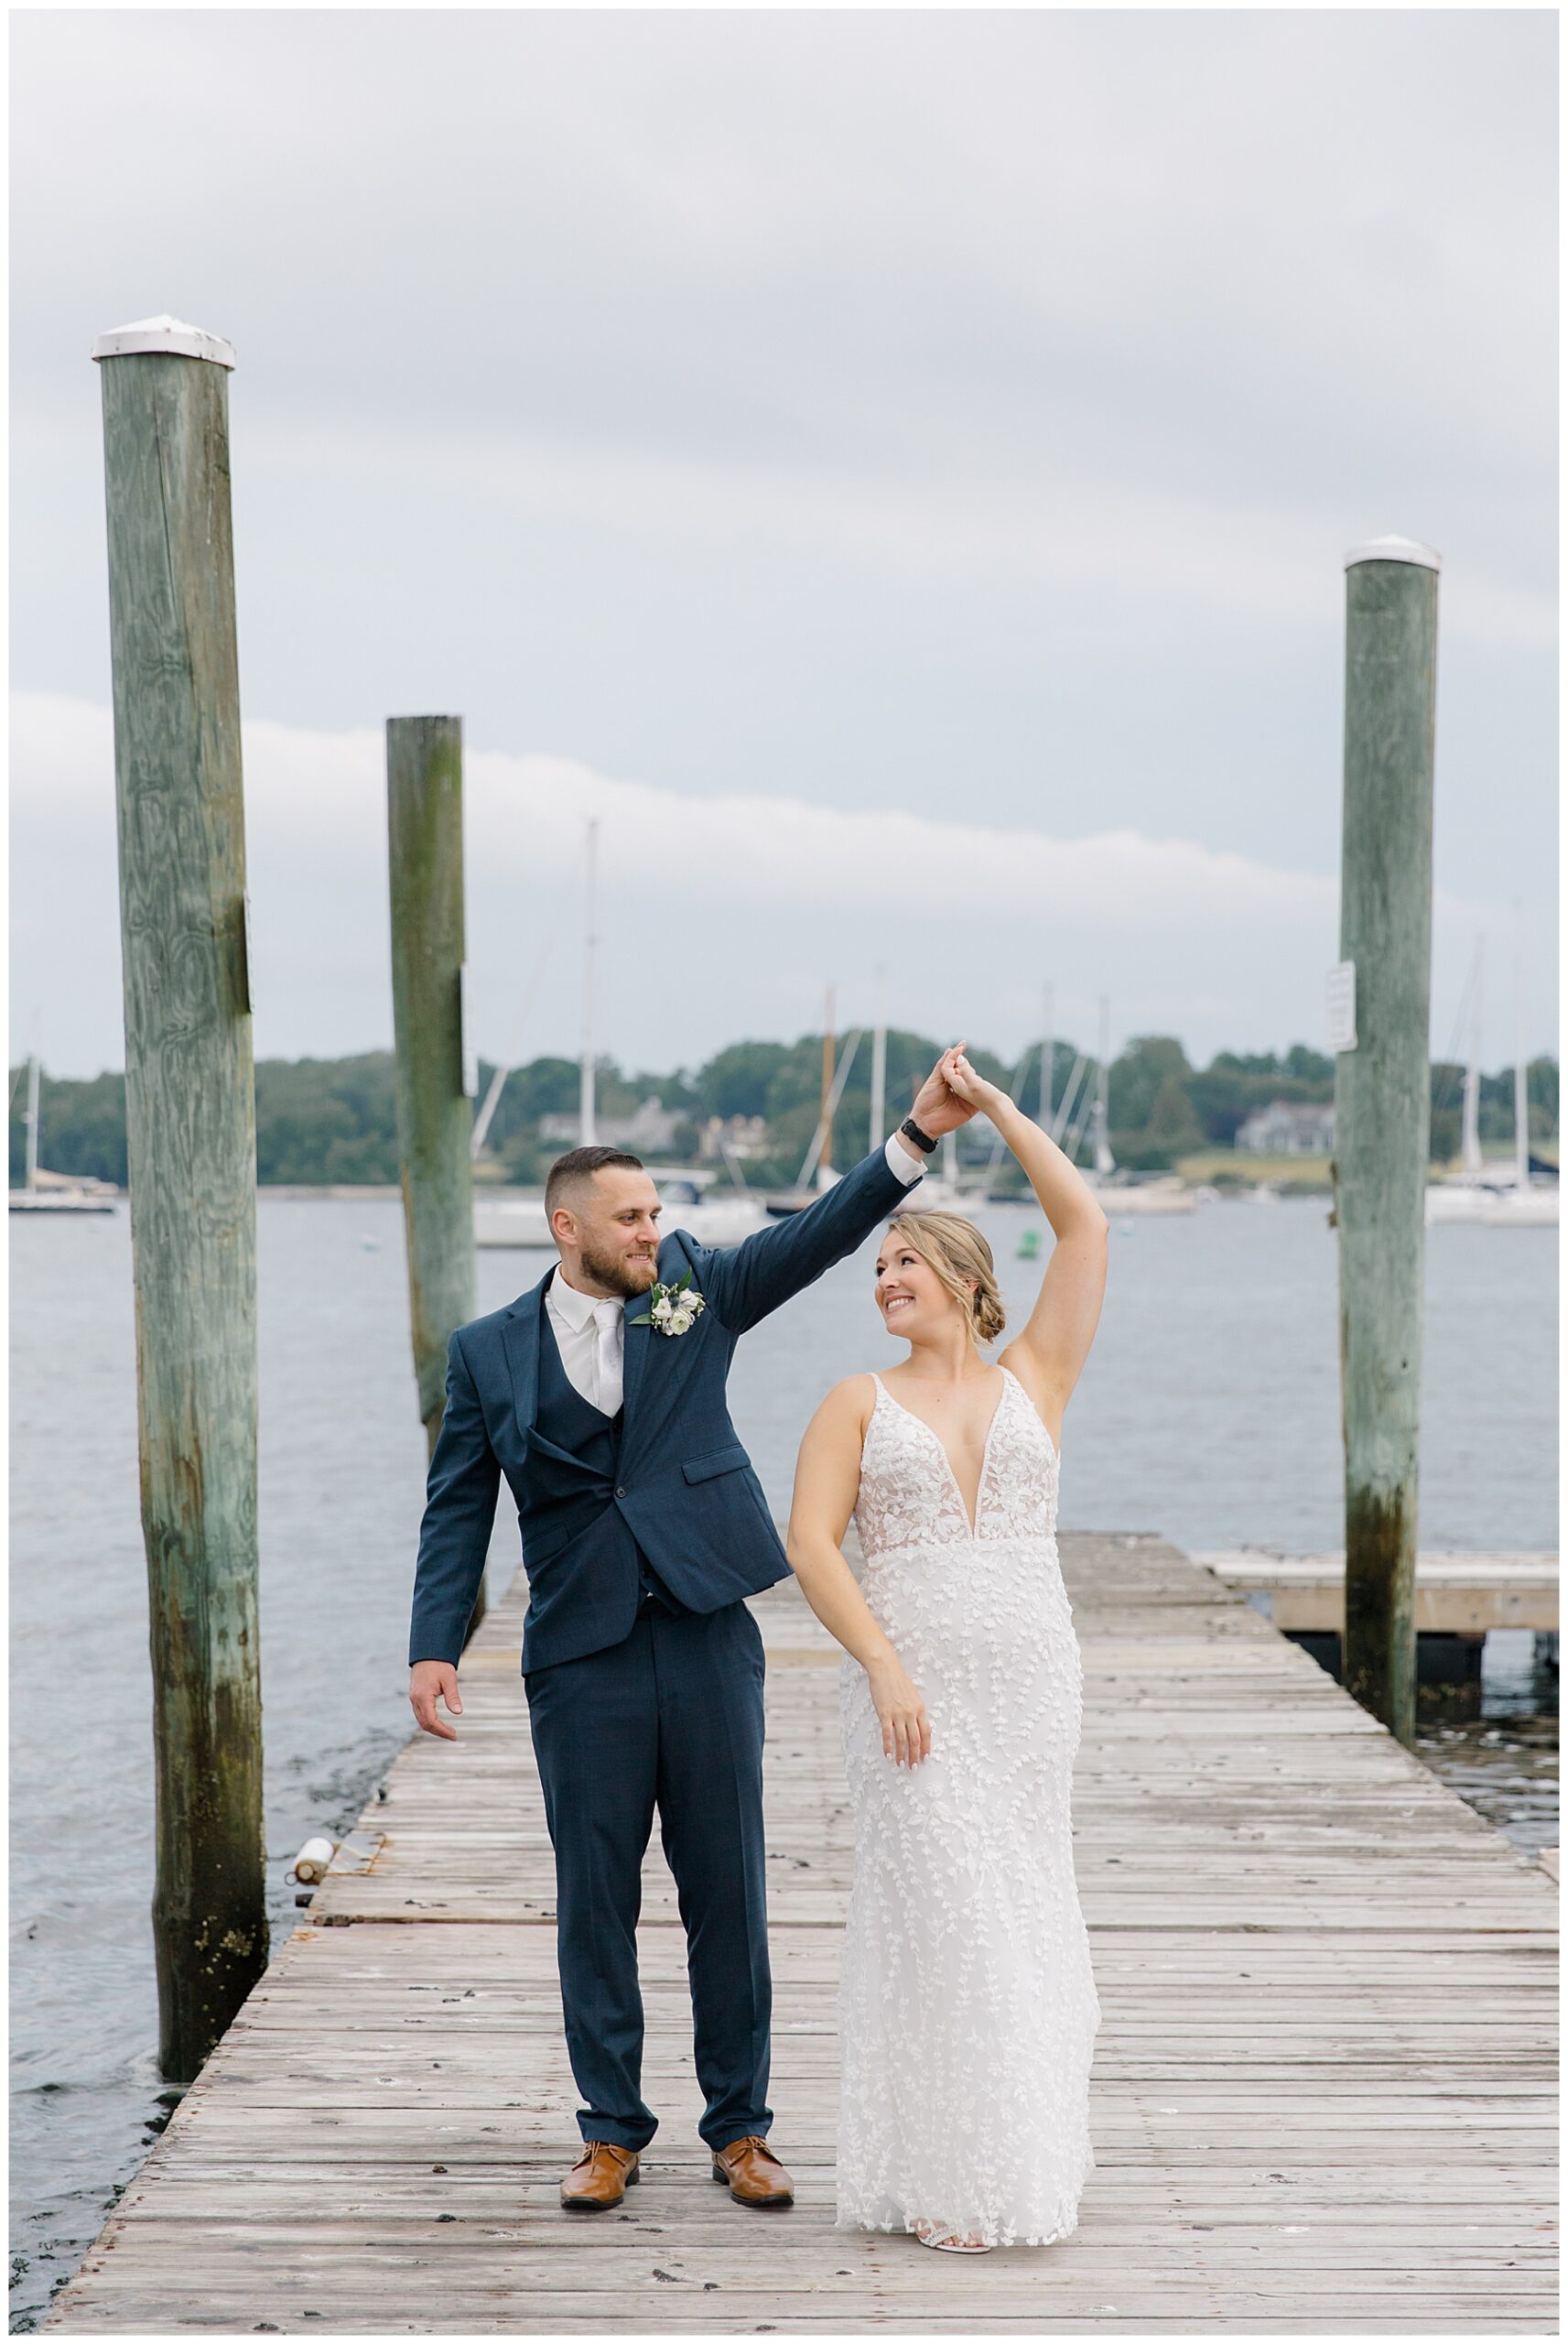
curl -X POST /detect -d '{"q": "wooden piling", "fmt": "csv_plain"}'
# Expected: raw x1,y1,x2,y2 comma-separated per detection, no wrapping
1334,537,1440,1745
93,315,266,2081
385,718,477,1488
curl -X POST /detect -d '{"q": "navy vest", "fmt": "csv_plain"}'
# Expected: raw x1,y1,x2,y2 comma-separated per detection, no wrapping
528,1314,684,1628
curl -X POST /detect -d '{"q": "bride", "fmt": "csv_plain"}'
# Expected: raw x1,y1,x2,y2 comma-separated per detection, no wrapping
785,1051,1108,2252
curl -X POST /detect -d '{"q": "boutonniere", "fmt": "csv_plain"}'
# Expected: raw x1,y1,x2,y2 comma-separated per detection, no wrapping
631,1271,706,1337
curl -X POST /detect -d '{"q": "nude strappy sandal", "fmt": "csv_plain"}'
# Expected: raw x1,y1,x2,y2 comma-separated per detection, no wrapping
915,2220,995,2253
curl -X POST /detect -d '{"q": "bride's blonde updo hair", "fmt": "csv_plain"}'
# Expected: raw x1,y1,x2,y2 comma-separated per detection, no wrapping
884,1210,1007,1345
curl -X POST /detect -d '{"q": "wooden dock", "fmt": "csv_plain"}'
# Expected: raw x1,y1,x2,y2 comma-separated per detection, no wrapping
50,1535,1557,2335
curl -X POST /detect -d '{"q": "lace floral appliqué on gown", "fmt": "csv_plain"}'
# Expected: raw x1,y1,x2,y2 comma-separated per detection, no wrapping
837,1367,1098,2247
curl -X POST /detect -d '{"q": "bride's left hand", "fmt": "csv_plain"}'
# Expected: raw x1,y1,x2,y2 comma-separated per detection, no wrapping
866,1652,932,1767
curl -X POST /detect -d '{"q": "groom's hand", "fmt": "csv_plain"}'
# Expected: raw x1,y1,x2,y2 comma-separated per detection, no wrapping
908,1044,980,1141
410,1659,464,1740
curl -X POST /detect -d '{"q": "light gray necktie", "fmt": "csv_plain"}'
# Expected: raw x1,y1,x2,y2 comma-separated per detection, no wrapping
591,1297,623,1416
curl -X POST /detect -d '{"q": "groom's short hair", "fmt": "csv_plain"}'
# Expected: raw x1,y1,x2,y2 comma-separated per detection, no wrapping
546,1145,646,1221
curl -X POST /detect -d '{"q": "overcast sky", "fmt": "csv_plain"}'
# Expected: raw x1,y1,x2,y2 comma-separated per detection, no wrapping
11,9,1557,1080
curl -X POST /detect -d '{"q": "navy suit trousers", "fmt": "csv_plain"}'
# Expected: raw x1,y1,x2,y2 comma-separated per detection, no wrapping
524,1598,772,2153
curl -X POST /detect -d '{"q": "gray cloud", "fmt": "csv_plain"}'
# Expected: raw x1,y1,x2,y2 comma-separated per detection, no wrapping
7,690,1533,1085
10,9,1556,1072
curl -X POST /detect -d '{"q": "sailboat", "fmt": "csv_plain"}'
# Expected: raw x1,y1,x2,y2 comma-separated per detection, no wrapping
1079,998,1195,1217
474,820,606,1252
905,1125,965,1212
474,825,767,1251
1426,938,1557,1227
871,989,961,1208
766,988,855,1216
8,1057,118,1215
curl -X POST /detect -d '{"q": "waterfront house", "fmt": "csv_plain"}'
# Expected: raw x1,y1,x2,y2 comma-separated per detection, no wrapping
538,1096,688,1153
698,1113,770,1162
1235,1100,1336,1156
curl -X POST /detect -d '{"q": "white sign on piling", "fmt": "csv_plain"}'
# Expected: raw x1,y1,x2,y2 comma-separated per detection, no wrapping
460,962,479,1099
1327,960,1357,1054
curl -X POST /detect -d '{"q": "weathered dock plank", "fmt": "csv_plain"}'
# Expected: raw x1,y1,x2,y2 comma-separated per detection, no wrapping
48,1534,1556,2334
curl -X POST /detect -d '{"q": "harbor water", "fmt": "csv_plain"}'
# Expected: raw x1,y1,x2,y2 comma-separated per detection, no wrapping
9,1193,1557,2329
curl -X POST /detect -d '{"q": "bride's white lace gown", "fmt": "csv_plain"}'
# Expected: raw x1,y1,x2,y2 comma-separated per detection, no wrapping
837,1366,1099,2246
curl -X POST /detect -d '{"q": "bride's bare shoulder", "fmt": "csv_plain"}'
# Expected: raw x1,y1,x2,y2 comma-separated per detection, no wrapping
813,1373,880,1431
998,1340,1049,1406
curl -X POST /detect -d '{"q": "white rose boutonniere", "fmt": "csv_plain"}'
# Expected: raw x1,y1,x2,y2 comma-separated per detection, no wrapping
631,1270,707,1338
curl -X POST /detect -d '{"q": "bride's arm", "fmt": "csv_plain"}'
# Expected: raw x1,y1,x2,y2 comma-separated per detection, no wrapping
785,1378,932,1767
946,1053,1109,1438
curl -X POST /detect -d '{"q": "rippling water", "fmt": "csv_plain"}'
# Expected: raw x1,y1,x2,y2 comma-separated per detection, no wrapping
9,1194,1557,2328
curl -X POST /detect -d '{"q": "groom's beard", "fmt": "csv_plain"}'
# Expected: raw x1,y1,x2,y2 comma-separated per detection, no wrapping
576,1237,659,1301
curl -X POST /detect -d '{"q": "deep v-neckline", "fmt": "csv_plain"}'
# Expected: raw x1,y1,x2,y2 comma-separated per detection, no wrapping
874,1368,1011,1537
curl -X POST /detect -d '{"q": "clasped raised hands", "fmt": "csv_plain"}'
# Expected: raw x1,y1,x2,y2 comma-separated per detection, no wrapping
909,1044,982,1140
940,1050,1010,1120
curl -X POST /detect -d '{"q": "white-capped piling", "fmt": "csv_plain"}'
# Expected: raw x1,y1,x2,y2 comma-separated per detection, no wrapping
1334,536,1440,1744
93,314,266,2078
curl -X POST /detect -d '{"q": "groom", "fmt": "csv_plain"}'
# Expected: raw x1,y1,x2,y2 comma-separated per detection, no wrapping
408,1047,974,2209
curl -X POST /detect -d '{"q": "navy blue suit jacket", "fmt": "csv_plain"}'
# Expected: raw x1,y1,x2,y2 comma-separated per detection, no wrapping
408,1143,917,1673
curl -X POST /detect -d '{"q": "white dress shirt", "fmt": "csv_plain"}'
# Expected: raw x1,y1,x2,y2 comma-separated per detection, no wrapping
546,1134,923,1412
546,1271,629,1416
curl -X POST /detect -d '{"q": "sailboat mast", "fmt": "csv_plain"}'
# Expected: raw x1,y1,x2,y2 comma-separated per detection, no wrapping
820,980,829,1181
1039,984,1054,1128
579,818,599,1145
24,1054,39,1191
1461,939,1483,1180
819,984,836,1180
869,970,887,1154
1093,995,1114,1176
1513,918,1529,1193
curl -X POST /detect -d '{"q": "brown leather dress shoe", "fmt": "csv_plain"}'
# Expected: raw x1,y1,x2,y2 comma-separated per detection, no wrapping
711,2135,795,2208
560,2141,640,2208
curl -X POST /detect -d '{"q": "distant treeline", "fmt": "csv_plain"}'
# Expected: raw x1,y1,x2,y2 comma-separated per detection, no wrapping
9,1035,1559,1189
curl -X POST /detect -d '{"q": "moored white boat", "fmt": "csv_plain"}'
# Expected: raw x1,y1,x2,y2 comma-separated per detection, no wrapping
652,1177,769,1246
1426,933,1558,1225
904,1176,965,1211
7,1059,119,1215
473,1196,552,1249
1476,1185,1558,1227
1077,1002,1193,1214
1427,1180,1558,1228
475,1173,768,1252
1087,1175,1197,1217
9,1185,119,1215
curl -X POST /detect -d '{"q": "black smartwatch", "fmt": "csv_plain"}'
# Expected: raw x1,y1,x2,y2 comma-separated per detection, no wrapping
899,1116,938,1156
